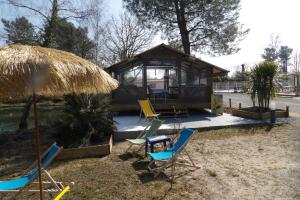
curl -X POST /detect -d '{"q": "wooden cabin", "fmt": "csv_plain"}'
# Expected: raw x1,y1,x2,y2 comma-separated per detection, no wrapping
105,44,228,112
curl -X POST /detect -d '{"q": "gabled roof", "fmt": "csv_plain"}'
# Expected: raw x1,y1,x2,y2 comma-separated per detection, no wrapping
106,43,229,76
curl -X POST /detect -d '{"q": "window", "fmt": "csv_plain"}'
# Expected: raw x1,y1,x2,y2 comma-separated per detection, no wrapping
147,68,166,89
146,67,177,89
199,70,207,86
190,67,200,85
169,68,177,87
200,78,207,86
121,65,143,87
181,68,187,86
181,67,208,86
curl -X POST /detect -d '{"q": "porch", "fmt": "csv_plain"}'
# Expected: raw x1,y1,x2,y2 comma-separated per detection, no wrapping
113,111,264,140
106,44,228,112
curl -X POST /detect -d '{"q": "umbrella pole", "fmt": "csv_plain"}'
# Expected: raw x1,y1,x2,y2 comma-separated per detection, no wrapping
33,91,44,200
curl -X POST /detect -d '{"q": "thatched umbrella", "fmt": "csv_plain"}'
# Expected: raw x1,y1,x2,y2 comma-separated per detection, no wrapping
0,44,118,199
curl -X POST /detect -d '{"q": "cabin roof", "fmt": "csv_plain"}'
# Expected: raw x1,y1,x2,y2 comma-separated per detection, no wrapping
105,43,229,76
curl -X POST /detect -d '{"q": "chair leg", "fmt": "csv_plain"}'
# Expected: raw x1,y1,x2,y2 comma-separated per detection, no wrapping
148,160,172,179
126,144,133,153
171,159,176,184
148,160,156,171
183,149,197,168
43,169,62,191
139,109,143,120
135,144,145,154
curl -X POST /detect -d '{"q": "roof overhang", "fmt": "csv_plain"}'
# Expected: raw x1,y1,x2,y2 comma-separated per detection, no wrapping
105,43,229,77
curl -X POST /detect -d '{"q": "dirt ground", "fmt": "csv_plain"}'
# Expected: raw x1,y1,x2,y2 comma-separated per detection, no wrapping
0,120,299,200
181,123,300,200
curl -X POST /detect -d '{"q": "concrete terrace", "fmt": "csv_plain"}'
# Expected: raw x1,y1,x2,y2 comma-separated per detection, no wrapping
113,111,266,140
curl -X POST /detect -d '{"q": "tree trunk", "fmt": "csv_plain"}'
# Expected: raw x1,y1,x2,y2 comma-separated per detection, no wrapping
174,0,191,55
18,96,33,130
42,0,58,47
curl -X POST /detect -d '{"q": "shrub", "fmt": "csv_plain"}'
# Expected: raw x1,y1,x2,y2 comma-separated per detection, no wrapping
250,61,278,111
53,93,114,148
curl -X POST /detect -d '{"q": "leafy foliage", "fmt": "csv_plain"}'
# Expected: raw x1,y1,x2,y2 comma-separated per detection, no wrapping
278,46,293,72
123,0,249,55
6,0,96,48
262,47,278,62
250,61,278,110
261,34,280,62
1,17,39,45
44,18,95,59
54,93,114,148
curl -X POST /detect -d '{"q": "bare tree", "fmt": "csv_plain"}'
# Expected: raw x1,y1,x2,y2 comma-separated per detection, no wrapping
87,0,104,66
101,13,154,67
293,52,300,96
5,0,95,47
262,34,281,62
270,33,281,50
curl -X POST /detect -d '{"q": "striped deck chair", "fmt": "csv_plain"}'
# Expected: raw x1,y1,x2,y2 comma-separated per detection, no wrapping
138,99,160,121
148,128,199,180
126,119,162,154
0,143,70,199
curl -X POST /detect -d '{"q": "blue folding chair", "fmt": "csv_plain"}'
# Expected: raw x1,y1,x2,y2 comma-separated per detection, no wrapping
148,128,199,179
0,143,69,198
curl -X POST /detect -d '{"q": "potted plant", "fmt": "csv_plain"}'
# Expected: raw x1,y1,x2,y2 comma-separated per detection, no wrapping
232,61,288,119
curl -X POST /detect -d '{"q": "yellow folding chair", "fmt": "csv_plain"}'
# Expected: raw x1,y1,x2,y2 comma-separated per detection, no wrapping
54,186,70,200
138,99,160,120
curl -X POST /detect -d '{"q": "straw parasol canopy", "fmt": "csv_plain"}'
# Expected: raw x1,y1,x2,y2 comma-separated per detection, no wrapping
0,44,118,200
0,44,118,98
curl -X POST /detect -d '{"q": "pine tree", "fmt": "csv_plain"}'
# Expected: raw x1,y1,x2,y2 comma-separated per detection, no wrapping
1,17,38,45
123,0,249,55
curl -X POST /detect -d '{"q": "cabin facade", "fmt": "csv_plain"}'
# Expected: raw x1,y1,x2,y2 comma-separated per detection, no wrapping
105,44,228,112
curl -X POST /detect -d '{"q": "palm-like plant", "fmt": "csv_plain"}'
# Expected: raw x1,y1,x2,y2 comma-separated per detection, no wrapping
54,93,114,148
250,61,278,111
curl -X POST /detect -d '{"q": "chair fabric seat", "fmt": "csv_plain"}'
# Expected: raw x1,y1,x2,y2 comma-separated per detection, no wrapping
149,150,176,160
126,138,145,145
148,128,194,161
138,100,159,118
0,143,62,191
0,176,31,190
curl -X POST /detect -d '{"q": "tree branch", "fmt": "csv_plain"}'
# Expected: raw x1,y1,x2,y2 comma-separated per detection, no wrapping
7,0,49,20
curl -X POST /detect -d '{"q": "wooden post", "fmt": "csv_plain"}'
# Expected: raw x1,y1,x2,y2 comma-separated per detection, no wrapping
239,103,242,110
33,91,44,200
286,106,289,117
229,98,232,108
18,96,33,130
176,60,181,96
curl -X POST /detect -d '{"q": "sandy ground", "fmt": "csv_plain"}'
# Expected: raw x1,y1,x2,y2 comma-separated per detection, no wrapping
112,121,300,200
0,121,299,199
181,125,300,200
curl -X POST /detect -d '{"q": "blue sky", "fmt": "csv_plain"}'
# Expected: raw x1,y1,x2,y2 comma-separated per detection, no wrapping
1,0,299,74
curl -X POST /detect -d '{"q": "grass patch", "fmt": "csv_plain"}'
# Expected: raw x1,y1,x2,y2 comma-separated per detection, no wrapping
193,124,289,140
0,122,294,199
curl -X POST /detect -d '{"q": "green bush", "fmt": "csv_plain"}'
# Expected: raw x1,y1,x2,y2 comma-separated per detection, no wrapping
250,61,278,111
53,93,114,148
